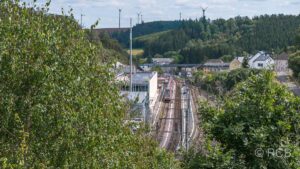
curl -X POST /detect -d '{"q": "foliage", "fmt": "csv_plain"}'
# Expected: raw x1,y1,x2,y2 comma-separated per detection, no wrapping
144,29,190,57
87,30,128,64
182,139,245,169
197,69,262,95
188,72,300,168
125,15,300,64
112,21,182,47
133,30,171,49
242,56,250,68
289,51,300,79
163,51,183,64
151,66,163,75
0,1,179,168
220,55,234,62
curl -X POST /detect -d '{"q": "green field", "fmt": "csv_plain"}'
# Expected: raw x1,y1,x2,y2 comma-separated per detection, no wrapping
133,30,171,43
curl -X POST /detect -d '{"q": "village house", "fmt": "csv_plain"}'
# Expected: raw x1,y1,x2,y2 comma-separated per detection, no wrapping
274,52,289,73
230,51,275,70
203,59,230,72
248,51,274,69
229,57,244,70
152,58,174,65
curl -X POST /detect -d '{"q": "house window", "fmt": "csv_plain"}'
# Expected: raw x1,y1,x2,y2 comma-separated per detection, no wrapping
258,63,263,67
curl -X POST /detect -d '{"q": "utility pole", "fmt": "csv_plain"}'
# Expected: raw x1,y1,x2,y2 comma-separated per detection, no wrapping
141,14,143,23
130,18,133,92
201,7,208,31
137,12,141,24
119,9,122,28
80,14,85,27
180,12,182,21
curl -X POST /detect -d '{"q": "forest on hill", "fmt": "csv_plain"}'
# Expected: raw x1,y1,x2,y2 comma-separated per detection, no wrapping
111,20,182,47
111,15,300,64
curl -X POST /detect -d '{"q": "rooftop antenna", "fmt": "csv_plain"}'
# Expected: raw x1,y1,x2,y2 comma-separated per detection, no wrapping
130,18,133,92
119,9,122,28
80,14,85,27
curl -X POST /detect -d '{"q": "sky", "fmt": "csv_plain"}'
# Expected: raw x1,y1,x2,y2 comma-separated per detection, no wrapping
22,0,300,28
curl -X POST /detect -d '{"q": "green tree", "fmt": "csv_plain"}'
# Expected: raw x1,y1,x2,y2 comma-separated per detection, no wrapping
242,56,250,68
187,72,300,168
289,52,300,79
0,1,179,168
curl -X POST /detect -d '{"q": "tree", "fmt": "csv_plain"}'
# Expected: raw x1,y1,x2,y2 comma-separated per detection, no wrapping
296,28,300,48
194,72,300,168
0,1,179,168
289,52,300,79
242,56,250,68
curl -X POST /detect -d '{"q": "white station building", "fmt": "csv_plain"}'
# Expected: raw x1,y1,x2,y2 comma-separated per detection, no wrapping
118,72,158,122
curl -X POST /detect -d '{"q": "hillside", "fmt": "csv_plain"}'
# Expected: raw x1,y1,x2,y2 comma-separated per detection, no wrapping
111,21,182,47
115,15,300,64
133,30,171,48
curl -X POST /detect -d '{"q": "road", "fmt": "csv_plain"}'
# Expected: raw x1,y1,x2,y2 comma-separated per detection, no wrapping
277,72,300,96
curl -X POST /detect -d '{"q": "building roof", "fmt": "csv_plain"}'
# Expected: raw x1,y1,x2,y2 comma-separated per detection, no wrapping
132,72,157,84
274,52,289,60
253,52,272,62
152,58,174,64
237,57,244,63
204,59,229,67
205,59,224,64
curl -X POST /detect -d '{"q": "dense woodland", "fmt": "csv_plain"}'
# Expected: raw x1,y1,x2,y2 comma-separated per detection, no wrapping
111,21,182,47
112,15,300,64
289,29,300,80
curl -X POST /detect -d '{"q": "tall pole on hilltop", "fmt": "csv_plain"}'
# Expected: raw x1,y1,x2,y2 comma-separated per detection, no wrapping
119,9,122,28
201,7,208,19
137,12,141,24
180,12,182,21
80,14,85,27
130,18,133,92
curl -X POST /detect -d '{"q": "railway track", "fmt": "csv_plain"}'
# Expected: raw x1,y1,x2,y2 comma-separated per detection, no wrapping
167,83,182,151
156,102,169,143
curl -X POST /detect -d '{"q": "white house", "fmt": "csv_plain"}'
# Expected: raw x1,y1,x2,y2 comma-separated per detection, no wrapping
248,51,275,69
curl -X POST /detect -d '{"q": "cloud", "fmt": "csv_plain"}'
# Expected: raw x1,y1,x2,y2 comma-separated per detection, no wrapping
21,0,300,28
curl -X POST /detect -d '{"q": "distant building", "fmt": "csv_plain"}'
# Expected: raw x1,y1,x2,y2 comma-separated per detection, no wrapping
230,57,244,70
249,51,274,69
203,59,230,72
118,72,158,102
118,72,158,123
152,58,174,65
114,61,136,76
139,64,153,72
121,91,149,122
274,52,289,73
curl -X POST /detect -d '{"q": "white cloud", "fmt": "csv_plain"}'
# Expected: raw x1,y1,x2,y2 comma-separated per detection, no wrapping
21,0,300,28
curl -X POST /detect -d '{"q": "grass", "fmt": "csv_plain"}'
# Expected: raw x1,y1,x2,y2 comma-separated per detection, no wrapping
133,30,171,43
127,49,144,56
